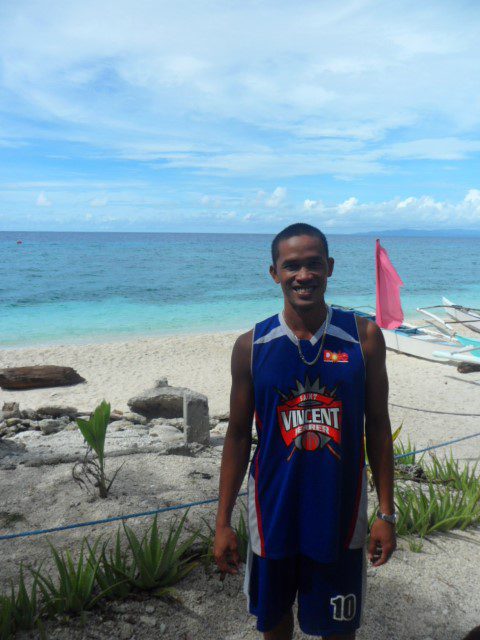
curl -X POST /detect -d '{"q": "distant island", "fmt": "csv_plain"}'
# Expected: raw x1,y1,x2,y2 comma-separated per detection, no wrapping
352,228,480,238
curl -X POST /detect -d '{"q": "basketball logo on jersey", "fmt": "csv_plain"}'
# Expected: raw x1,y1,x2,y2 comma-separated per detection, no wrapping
276,376,342,459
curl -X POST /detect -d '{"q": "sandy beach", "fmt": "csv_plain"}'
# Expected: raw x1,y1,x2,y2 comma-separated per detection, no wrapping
1,332,480,639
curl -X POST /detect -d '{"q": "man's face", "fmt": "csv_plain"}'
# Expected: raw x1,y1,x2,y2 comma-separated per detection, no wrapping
270,234,334,311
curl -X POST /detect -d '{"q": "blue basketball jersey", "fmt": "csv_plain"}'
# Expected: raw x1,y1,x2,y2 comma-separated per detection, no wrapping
247,305,368,563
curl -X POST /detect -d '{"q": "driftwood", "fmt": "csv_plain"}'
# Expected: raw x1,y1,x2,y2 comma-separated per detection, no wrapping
457,362,480,374
0,365,85,390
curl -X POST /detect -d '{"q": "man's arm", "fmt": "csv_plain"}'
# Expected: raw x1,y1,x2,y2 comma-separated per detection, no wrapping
357,316,396,567
213,329,255,577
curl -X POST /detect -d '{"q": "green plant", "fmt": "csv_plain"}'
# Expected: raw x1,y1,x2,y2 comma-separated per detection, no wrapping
35,539,104,615
407,537,424,553
232,507,249,563
73,400,123,498
394,481,480,538
394,436,423,466
425,453,479,490
95,531,133,599
120,512,199,596
0,594,15,640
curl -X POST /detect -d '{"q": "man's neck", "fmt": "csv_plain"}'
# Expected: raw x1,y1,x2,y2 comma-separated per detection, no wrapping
283,301,329,340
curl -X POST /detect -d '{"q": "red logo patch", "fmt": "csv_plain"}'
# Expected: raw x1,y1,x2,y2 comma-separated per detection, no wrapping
324,350,349,363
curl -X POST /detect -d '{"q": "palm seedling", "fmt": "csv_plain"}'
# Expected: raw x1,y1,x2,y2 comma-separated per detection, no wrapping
73,400,123,498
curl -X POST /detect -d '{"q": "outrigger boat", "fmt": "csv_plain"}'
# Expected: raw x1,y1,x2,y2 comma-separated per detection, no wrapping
442,297,480,334
348,241,480,366
350,307,480,365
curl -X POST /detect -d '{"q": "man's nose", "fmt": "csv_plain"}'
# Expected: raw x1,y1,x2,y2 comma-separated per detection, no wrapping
296,266,313,280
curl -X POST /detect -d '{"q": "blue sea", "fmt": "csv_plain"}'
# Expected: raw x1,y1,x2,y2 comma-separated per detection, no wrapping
1,231,479,348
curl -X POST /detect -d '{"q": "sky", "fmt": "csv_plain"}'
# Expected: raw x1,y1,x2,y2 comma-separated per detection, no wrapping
1,0,480,233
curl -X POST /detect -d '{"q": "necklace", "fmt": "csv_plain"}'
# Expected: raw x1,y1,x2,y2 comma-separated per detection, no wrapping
283,307,330,367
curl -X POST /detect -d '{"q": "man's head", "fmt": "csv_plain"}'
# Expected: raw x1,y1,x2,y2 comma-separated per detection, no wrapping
270,223,334,313
271,223,329,267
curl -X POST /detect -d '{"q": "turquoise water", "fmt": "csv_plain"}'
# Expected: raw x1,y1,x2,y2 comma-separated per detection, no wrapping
1,232,479,348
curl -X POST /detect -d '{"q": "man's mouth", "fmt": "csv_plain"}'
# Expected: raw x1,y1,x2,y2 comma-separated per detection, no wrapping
293,285,316,294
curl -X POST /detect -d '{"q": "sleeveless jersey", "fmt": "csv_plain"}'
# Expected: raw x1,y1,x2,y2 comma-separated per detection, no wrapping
247,305,368,563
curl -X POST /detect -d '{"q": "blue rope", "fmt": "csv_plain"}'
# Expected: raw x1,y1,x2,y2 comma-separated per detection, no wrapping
1,430,480,542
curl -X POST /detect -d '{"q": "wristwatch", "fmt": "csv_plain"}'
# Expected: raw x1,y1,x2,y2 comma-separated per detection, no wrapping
376,510,397,525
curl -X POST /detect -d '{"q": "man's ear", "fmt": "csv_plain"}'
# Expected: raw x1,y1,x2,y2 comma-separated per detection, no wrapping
269,264,280,284
327,257,335,277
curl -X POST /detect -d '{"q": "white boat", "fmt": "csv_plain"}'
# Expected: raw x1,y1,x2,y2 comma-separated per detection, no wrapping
442,297,480,334
350,309,480,365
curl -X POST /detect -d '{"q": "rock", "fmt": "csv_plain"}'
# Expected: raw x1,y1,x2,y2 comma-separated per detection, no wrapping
109,412,124,422
122,412,147,425
5,418,21,427
0,366,85,390
20,408,37,420
139,615,157,628
213,411,229,421
111,420,135,431
128,386,188,420
149,424,183,443
184,391,210,445
169,417,184,431
39,419,63,435
165,442,203,456
155,377,169,387
2,402,20,415
37,405,78,418
144,604,155,614
119,623,134,639
457,362,480,374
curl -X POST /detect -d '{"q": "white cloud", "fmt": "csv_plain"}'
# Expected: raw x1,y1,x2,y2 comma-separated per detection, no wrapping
1,1,479,181
302,190,480,230
36,191,51,206
265,186,287,208
338,197,358,215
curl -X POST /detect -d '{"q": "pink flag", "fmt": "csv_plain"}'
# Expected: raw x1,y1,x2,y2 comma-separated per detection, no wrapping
375,239,404,329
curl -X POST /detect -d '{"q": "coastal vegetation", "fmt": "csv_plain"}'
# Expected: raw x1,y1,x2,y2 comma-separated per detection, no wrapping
0,446,479,638
72,401,123,499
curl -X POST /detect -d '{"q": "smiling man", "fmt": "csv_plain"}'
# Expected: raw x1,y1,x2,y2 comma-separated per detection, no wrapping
214,223,396,639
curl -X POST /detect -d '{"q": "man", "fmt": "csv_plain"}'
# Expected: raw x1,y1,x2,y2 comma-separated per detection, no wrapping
214,223,396,639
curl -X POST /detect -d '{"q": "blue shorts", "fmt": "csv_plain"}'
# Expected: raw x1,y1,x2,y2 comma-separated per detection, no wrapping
243,547,366,637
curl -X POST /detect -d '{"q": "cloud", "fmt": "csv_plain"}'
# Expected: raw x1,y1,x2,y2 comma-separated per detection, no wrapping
301,190,480,231
338,197,358,215
0,0,479,182
265,187,287,208
36,191,52,206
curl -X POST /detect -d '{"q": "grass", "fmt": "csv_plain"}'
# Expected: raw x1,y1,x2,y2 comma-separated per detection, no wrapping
394,436,423,466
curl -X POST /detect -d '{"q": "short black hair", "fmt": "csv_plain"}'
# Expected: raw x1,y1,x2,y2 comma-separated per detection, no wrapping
271,223,329,265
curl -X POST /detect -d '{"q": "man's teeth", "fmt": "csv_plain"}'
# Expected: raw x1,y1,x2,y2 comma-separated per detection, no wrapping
295,287,314,292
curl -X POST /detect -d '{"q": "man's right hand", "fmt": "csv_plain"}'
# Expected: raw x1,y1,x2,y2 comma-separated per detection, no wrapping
213,525,241,580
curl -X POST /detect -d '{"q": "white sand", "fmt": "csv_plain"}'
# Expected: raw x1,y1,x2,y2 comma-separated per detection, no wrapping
1,333,480,639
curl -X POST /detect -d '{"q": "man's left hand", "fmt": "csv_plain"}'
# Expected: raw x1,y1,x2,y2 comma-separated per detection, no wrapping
368,519,396,567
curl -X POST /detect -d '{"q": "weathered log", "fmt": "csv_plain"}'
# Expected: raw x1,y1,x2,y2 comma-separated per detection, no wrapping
0,366,85,390
457,362,480,374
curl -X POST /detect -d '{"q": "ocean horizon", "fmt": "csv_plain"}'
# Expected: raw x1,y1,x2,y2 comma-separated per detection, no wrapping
1,231,479,349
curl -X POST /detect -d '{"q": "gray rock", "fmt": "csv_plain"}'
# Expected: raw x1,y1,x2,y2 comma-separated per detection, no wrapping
155,377,169,387
119,622,134,639
184,391,210,445
109,411,124,421
144,604,155,614
2,402,20,416
39,419,63,435
37,405,78,418
128,386,189,420
5,418,21,427
149,424,183,443
139,615,157,628
122,412,147,425
213,411,229,421
20,408,37,420
111,419,136,431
